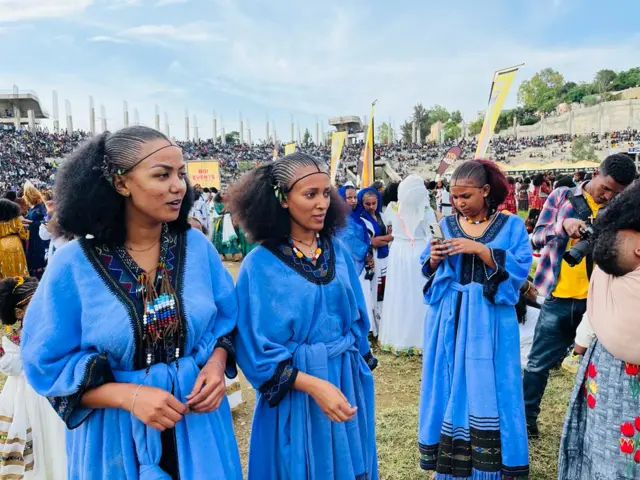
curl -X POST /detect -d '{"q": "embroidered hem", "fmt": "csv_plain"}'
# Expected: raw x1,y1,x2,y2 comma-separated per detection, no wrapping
214,334,238,379
259,361,299,407
48,352,114,429
362,350,378,370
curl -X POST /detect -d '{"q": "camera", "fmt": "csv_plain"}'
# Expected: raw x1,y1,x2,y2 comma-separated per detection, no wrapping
563,221,595,267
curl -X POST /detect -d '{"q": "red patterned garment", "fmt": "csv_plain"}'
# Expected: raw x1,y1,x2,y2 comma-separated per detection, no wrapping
498,185,518,214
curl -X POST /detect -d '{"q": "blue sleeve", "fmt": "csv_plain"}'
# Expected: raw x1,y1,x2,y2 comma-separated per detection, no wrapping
420,219,457,305
190,233,238,377
21,247,114,429
483,217,533,305
340,244,377,370
234,253,299,407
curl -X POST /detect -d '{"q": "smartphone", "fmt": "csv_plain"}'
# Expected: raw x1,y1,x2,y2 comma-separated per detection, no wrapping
429,222,445,241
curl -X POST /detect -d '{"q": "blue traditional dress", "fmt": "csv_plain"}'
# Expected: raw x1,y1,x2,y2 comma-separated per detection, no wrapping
21,227,242,479
356,188,389,337
336,186,371,276
235,235,378,480
418,213,532,480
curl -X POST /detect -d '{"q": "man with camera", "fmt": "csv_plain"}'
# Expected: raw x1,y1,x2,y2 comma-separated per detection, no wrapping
522,154,637,438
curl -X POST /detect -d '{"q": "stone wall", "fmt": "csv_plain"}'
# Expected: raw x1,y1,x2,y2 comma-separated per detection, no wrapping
495,99,640,138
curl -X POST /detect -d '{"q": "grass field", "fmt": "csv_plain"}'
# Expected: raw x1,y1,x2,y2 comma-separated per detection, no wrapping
222,261,575,480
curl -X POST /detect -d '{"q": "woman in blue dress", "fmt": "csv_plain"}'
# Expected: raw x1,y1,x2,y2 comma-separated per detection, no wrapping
418,160,532,480
228,152,378,480
21,126,242,479
336,185,372,277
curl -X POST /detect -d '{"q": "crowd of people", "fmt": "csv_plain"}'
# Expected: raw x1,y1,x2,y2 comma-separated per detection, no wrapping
0,122,639,479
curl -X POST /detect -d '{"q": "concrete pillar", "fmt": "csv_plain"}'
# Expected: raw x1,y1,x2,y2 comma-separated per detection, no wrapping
184,109,190,141
290,115,294,143
13,105,20,130
239,112,244,144
133,109,140,126
221,127,226,145
27,110,35,132
416,124,421,145
247,120,252,145
265,118,269,143
213,114,217,143
123,100,129,127
193,114,199,141
100,105,107,132
65,100,73,133
155,105,160,131
52,90,60,133
89,96,95,135
411,122,416,143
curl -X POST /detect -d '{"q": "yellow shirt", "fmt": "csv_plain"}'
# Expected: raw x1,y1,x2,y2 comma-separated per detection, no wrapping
553,192,601,299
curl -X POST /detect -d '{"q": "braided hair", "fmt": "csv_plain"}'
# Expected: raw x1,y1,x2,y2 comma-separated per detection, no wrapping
450,159,509,215
0,277,38,325
227,152,346,243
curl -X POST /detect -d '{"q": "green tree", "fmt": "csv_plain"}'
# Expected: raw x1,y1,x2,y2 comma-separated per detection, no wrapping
412,103,432,141
444,121,461,140
303,128,312,145
570,136,598,163
468,119,484,136
218,131,240,144
377,122,393,144
429,105,450,124
611,67,640,91
450,110,463,124
560,82,596,104
594,69,617,93
517,68,565,111
401,121,413,143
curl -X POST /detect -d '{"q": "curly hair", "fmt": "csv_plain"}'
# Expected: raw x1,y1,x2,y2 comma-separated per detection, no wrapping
54,128,194,244
600,153,637,186
23,181,43,208
593,182,640,276
382,182,399,207
0,199,20,222
0,277,38,325
532,173,546,187
450,159,509,213
226,152,346,243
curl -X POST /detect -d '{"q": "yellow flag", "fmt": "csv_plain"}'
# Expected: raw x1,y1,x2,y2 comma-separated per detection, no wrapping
284,143,296,156
330,132,347,185
358,104,375,187
475,64,522,159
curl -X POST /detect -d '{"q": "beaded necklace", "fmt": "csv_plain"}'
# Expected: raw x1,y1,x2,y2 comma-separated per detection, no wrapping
117,224,183,372
464,215,489,225
288,233,322,262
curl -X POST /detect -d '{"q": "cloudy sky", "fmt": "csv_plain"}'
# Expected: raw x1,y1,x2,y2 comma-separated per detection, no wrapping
1,0,638,140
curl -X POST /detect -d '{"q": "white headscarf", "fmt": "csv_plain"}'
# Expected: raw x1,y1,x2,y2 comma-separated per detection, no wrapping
397,174,429,244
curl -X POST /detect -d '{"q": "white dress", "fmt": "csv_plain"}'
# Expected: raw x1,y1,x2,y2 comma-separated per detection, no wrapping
360,216,388,338
0,334,67,479
379,207,437,355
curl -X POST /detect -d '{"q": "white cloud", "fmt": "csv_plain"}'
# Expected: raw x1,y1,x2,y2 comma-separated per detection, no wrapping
0,0,93,22
105,0,141,8
89,35,130,44
120,23,222,43
156,0,187,6
168,60,188,74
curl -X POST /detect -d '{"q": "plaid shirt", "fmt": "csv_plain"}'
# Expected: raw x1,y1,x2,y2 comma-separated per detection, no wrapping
532,182,588,297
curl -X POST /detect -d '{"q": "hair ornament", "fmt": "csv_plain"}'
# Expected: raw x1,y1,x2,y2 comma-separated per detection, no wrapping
12,277,24,294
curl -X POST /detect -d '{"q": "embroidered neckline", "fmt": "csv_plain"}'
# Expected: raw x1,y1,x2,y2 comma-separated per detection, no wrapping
448,213,507,243
263,235,336,285
80,229,188,369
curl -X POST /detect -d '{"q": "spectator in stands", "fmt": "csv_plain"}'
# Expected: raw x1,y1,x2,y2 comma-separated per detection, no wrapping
23,182,48,278
522,154,637,439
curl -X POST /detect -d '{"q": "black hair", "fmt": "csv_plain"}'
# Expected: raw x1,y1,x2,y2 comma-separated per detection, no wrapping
554,176,575,189
532,174,546,187
203,188,210,193
593,182,640,276
0,277,38,325
427,181,437,190
600,153,637,187
54,128,194,244
506,176,516,185
227,152,346,242
211,187,219,194
382,182,399,207
371,181,384,191
0,199,20,222
575,170,586,182
450,159,509,213
3,191,17,202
